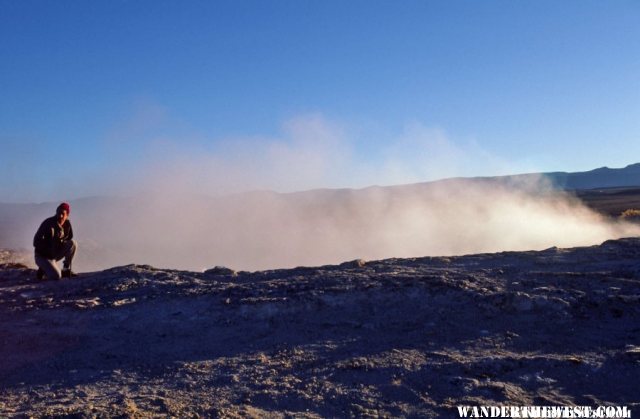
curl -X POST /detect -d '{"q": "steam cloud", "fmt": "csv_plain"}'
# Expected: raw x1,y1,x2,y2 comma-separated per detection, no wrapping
70,177,640,272
5,112,639,271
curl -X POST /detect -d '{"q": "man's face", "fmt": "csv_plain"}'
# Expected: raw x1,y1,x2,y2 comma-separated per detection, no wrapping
57,210,69,225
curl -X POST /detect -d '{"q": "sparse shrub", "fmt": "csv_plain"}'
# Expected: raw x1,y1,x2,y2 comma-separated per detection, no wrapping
620,209,640,222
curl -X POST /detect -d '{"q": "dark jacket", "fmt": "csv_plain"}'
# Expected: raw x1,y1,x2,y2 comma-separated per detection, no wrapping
33,216,74,259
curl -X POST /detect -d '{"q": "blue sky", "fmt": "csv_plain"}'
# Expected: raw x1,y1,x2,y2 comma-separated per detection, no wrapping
1,0,639,202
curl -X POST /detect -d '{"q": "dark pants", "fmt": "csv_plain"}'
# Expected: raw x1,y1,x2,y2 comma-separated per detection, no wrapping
35,239,77,280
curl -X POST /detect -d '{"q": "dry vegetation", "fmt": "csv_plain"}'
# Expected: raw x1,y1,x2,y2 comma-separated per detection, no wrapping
620,209,640,222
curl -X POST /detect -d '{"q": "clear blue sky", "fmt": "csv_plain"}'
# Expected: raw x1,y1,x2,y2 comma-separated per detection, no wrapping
1,0,639,202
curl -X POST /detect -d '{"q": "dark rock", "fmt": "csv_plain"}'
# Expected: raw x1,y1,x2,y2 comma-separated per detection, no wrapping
204,266,237,277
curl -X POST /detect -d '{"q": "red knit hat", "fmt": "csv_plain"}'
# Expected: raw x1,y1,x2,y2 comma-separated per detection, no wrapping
57,202,70,215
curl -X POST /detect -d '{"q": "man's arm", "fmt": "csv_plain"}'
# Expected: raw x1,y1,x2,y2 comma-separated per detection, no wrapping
33,218,53,257
33,220,47,247
67,221,74,241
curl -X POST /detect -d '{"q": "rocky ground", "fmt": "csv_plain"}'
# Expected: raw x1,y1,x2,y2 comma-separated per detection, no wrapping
1,239,640,418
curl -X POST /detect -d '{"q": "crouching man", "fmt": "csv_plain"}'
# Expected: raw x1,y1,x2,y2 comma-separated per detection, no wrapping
33,202,78,280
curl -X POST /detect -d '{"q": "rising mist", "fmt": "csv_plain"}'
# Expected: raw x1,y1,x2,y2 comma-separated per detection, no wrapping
64,177,640,272
3,116,639,271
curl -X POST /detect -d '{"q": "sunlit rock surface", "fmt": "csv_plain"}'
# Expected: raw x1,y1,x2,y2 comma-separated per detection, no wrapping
1,239,639,417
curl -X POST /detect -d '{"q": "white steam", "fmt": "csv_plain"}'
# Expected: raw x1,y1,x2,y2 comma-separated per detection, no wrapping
71,178,640,272
7,111,639,271
95,112,521,197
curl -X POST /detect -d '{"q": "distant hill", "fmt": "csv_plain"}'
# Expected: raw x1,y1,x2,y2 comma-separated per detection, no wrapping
457,163,640,191
479,163,640,216
539,163,640,190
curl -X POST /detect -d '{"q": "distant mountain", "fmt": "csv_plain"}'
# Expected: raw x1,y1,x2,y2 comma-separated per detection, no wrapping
411,163,640,192
275,163,640,200
537,163,640,189
518,163,640,190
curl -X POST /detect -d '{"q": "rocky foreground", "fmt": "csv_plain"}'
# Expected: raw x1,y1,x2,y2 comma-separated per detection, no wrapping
1,239,640,418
